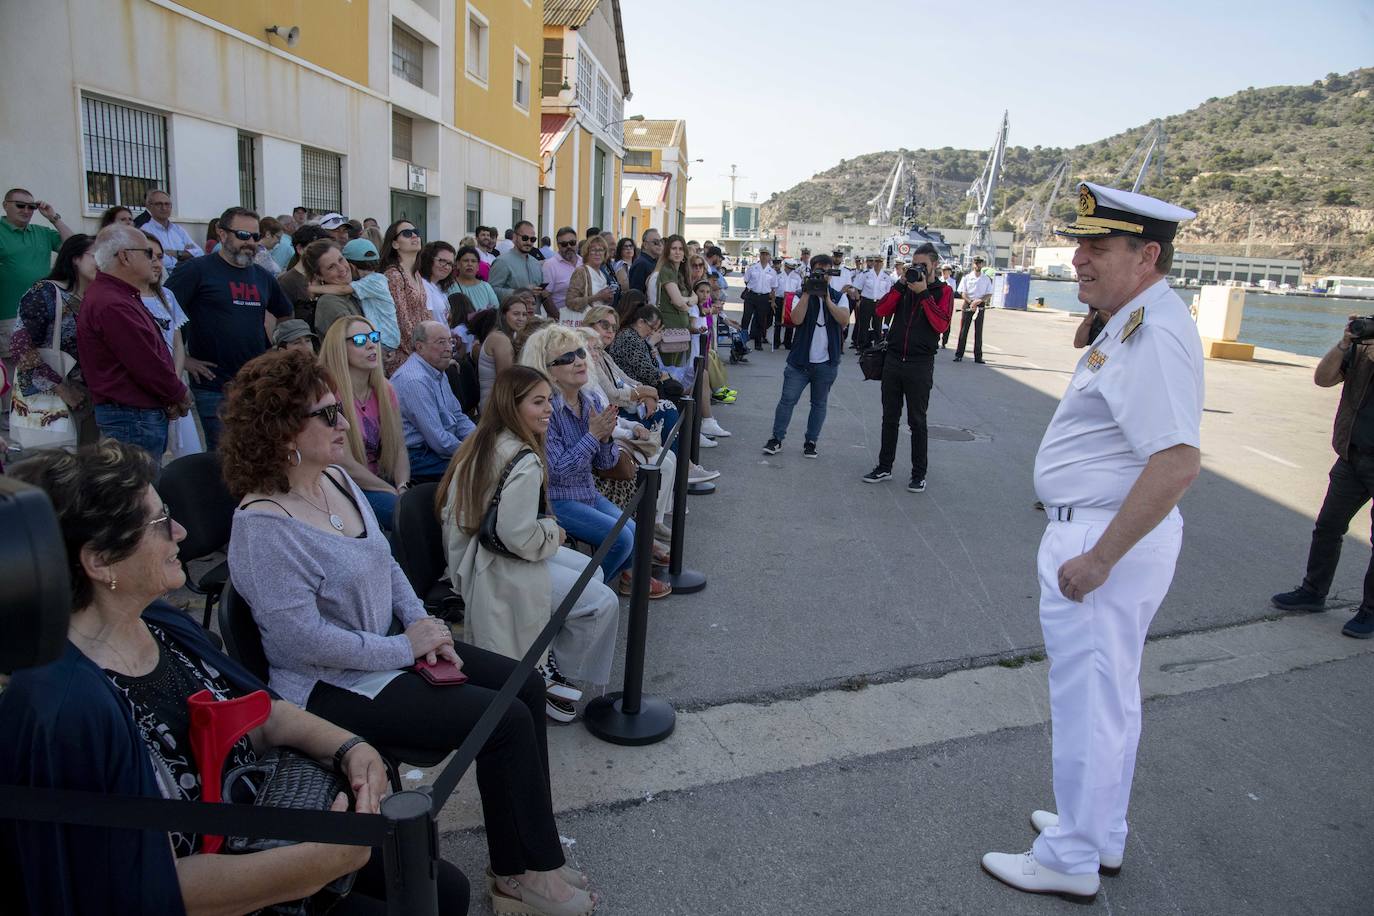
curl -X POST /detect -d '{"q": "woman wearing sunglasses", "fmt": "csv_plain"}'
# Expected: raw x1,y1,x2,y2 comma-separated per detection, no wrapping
380,220,431,367
519,323,671,598
223,349,595,916
318,317,410,531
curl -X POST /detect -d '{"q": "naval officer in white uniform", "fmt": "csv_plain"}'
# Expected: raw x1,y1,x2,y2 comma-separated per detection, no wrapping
982,182,1204,902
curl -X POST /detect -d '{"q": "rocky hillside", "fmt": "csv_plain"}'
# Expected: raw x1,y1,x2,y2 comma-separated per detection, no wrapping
761,67,1374,274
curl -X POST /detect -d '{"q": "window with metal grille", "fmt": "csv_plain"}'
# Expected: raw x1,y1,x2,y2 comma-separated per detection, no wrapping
237,134,257,210
301,147,343,213
625,150,651,168
465,187,481,234
392,25,424,87
392,112,413,161
541,37,564,98
511,198,524,229
466,10,488,82
513,50,530,110
576,49,593,106
80,95,169,211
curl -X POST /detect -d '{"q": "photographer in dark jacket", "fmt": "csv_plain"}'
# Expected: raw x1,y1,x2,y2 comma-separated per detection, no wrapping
863,242,952,493
1272,317,1374,638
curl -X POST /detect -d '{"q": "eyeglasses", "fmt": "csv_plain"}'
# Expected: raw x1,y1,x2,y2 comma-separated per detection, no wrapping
518,234,537,243
144,504,174,541
123,248,155,260
228,229,262,242
307,403,344,428
593,320,616,331
434,258,455,268
558,239,578,248
546,347,587,368
398,228,421,239
348,331,381,347
6,200,38,211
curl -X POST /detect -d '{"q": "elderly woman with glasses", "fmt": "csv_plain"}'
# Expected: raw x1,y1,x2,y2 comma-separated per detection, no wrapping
519,323,671,599
221,349,596,915
0,441,479,913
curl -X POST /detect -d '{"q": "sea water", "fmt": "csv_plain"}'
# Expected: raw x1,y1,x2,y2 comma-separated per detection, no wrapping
1027,280,1359,358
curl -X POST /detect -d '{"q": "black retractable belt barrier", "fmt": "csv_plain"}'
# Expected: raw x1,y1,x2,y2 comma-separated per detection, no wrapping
382,790,440,916
583,460,677,745
663,393,707,594
686,355,716,496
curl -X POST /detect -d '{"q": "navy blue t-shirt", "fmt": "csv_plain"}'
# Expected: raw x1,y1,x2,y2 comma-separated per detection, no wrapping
166,253,291,390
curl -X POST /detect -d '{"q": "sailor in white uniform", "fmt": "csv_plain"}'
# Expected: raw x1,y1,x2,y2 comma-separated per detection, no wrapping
982,182,1204,902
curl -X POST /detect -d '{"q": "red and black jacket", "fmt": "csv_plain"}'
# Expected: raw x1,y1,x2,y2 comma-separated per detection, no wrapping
875,281,952,361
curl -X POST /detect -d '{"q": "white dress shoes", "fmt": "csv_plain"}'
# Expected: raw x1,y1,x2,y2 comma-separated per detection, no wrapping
700,418,732,438
1030,810,1123,874
981,850,1099,902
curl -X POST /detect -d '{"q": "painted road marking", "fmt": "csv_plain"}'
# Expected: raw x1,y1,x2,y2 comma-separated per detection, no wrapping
1242,445,1300,469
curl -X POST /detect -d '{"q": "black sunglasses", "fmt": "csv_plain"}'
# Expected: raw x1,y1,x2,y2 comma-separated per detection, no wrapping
228,229,262,242
546,347,587,368
518,234,536,243
558,239,577,248
307,403,344,428
398,228,421,238
6,200,38,210
143,504,174,540
348,330,382,347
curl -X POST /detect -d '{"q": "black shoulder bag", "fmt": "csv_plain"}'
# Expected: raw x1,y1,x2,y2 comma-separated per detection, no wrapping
479,449,545,559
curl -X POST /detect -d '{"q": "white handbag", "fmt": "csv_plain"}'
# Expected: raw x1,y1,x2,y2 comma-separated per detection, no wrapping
9,283,79,451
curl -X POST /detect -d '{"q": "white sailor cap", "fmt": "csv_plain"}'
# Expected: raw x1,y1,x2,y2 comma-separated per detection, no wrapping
1057,181,1195,243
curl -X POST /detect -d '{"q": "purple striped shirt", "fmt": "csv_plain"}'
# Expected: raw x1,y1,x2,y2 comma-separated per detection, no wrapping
546,388,619,503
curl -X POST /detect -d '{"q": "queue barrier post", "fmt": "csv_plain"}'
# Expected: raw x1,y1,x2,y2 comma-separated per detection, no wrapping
664,393,707,594
383,790,440,916
686,355,716,496
583,463,677,745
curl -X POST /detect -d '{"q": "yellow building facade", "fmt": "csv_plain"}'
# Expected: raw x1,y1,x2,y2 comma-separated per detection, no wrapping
622,119,690,239
0,0,543,242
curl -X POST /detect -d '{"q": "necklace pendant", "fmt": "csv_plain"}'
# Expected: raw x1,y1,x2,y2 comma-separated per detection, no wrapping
329,514,345,532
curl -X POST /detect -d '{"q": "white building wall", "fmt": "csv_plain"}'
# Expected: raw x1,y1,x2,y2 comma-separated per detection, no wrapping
167,117,240,218
260,138,302,217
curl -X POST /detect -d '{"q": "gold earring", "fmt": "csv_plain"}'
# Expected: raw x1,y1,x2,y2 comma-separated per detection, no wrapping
109,575,117,591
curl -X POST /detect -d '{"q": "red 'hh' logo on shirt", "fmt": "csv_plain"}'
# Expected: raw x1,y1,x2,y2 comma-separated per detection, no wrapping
229,281,262,307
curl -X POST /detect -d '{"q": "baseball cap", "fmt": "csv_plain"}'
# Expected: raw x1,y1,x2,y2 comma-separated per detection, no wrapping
317,212,347,230
342,238,380,262
272,319,317,348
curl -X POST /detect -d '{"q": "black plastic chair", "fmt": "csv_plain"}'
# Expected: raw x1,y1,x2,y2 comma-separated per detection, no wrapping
218,579,448,789
393,482,464,623
160,452,237,629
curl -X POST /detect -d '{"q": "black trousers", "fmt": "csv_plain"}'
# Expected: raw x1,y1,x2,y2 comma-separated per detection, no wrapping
1303,454,1374,607
955,307,985,360
877,354,934,477
853,298,880,350
741,291,772,348
307,642,563,877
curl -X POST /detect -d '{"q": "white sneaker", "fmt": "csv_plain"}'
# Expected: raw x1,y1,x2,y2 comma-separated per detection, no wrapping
701,418,732,438
1030,810,1123,873
981,850,1099,901
688,464,720,483
698,434,718,448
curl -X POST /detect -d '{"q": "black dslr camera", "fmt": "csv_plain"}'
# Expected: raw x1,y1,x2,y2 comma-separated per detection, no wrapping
904,264,928,285
803,266,840,294
1349,316,1374,341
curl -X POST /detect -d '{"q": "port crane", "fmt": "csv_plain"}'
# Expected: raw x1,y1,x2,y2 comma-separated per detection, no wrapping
1112,120,1165,193
963,110,1010,268
1020,157,1071,265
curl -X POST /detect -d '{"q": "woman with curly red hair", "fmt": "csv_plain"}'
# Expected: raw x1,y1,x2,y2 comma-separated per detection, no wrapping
222,349,597,915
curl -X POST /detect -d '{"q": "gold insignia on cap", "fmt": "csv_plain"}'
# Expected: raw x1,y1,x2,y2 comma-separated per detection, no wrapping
1120,306,1145,342
1078,185,1096,217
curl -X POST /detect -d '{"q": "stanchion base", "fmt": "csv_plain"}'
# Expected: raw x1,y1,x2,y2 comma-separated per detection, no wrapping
584,693,676,746
664,567,706,594
687,481,716,496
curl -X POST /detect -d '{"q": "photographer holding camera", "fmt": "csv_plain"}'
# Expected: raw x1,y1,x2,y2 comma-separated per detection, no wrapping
761,253,851,459
862,242,952,491
1271,315,1374,638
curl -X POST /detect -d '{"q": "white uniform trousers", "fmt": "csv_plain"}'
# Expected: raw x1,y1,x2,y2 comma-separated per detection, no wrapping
1031,509,1182,875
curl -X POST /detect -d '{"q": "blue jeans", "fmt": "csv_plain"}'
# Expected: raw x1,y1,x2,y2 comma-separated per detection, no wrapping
362,487,398,532
192,387,224,451
771,361,839,444
94,404,168,462
407,444,453,481
551,494,636,582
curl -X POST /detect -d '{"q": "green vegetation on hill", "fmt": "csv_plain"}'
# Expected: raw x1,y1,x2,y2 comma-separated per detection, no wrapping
761,67,1374,273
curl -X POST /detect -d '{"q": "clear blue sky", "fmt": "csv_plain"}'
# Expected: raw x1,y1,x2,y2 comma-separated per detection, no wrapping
618,0,1374,208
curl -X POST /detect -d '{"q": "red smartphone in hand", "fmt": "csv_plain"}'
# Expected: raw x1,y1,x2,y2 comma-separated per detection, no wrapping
413,658,468,685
